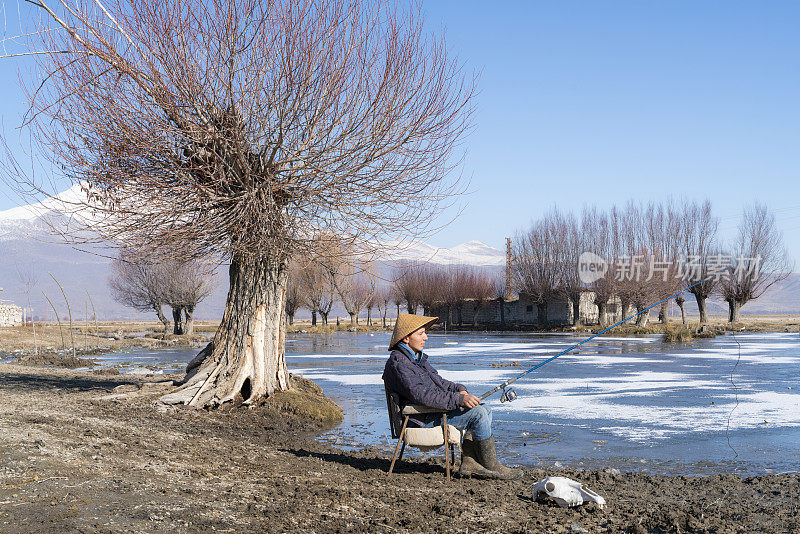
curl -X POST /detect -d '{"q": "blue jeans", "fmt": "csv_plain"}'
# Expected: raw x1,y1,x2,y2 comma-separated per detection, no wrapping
420,403,493,441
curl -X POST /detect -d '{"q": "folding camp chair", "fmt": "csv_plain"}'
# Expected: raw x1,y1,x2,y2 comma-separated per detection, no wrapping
385,386,462,481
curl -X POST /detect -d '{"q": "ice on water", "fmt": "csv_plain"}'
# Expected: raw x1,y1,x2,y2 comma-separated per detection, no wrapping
86,330,800,473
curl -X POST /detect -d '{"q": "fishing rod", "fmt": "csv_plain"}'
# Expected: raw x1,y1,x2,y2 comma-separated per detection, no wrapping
478,277,712,403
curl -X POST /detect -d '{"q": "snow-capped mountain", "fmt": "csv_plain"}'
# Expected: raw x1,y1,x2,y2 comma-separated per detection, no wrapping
382,239,504,267
0,184,95,241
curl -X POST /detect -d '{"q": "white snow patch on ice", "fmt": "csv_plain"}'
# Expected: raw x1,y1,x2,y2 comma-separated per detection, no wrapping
437,369,518,384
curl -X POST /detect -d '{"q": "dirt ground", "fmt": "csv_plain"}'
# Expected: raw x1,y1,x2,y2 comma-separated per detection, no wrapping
1,363,799,533
0,322,216,358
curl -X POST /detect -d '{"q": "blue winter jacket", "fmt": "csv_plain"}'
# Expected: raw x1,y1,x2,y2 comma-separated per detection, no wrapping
382,343,466,411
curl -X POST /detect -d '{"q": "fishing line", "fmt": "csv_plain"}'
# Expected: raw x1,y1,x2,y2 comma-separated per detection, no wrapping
478,277,713,402
725,329,741,459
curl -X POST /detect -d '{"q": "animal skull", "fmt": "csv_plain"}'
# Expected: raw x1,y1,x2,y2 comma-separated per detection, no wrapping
532,476,606,510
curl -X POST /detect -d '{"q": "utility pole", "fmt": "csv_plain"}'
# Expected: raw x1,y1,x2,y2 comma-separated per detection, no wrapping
505,238,512,300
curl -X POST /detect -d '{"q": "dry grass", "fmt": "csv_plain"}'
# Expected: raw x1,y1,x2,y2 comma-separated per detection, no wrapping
0,321,214,357
662,324,695,343
597,314,800,337
286,322,391,334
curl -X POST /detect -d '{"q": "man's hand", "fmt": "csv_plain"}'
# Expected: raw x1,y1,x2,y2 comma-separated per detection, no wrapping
460,393,481,409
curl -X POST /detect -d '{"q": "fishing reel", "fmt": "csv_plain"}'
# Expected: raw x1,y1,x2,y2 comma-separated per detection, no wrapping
500,387,518,403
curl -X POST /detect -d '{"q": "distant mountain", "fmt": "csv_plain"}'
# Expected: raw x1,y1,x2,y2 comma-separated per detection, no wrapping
0,190,506,320
2,189,798,321
382,239,504,267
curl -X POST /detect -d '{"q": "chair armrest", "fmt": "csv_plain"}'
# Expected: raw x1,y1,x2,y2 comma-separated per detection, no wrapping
402,404,446,415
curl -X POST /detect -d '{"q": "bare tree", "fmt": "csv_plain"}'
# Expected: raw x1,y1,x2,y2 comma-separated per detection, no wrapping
331,258,375,325
583,207,615,326
163,261,215,335
5,0,474,407
300,261,335,326
680,200,720,324
110,251,212,335
392,286,404,319
720,203,793,322
416,265,447,317
621,202,662,327
468,269,495,327
443,267,470,326
284,265,304,326
554,209,586,326
15,263,39,354
109,252,171,334
374,287,392,328
493,277,508,328
365,291,377,326
394,262,423,315
650,200,683,324
512,216,565,327
317,292,335,326
674,295,688,325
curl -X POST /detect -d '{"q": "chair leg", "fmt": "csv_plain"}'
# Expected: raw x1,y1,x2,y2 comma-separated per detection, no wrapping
443,413,451,481
388,416,409,476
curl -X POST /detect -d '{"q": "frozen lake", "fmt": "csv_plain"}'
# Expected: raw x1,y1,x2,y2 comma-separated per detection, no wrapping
92,330,800,475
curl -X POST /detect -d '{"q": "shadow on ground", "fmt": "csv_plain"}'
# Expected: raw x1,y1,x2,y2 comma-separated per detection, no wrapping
0,372,136,393
281,447,448,477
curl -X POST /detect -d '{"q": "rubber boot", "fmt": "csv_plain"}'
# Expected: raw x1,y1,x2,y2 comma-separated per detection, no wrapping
474,435,522,480
457,437,495,479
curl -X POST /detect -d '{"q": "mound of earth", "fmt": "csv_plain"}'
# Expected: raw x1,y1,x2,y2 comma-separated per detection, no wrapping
15,352,97,368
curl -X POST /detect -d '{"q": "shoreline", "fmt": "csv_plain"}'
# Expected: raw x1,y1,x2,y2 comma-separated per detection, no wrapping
1,362,798,532
1,313,798,361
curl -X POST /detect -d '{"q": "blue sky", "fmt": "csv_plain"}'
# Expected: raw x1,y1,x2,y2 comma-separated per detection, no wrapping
1,1,799,264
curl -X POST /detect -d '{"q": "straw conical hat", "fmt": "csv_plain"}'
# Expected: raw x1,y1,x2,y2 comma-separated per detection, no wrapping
389,313,439,350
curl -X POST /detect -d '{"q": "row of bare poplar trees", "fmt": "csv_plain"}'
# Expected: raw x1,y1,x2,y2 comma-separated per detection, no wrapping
511,200,792,326
393,264,498,326
283,259,499,327
284,257,379,326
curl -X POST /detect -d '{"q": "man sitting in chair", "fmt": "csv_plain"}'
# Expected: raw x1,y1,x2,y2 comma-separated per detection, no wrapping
382,313,520,480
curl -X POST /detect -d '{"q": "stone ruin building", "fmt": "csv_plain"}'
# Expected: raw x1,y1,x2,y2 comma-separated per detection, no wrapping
0,287,24,327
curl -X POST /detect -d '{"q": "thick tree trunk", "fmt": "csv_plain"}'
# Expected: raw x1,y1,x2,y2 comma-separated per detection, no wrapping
184,306,195,336
348,312,356,325
154,304,171,335
287,312,295,326
160,254,289,408
321,312,329,325
659,302,669,324
311,310,317,326
728,299,743,323
635,307,649,326
569,292,582,326
172,306,185,335
536,302,547,326
597,301,608,326
694,293,708,324
675,297,687,325
620,299,631,322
